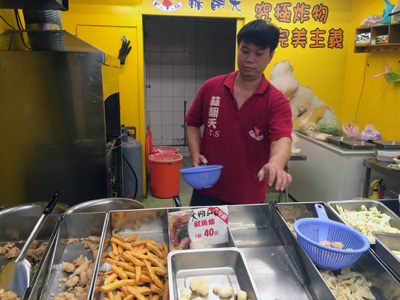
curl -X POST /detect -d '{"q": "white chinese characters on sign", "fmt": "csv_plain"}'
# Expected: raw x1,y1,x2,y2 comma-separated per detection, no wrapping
207,96,221,138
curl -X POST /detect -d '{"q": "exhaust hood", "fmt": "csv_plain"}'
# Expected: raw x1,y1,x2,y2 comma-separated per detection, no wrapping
0,0,68,10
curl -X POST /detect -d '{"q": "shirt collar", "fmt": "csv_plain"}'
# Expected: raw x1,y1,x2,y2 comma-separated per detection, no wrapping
224,70,270,95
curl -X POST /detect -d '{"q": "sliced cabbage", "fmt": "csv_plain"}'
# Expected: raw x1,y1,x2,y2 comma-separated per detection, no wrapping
336,205,400,243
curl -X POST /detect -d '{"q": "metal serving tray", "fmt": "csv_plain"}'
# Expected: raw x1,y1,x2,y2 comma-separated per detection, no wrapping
373,232,400,281
168,248,259,300
341,140,375,149
326,136,346,146
277,202,400,299
0,215,59,298
327,200,400,244
28,212,108,300
91,208,169,300
372,140,400,149
228,204,336,300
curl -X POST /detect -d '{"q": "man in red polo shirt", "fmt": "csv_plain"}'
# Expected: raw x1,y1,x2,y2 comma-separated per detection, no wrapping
185,19,293,206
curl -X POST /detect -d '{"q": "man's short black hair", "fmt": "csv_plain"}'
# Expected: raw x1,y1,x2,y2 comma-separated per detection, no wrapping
237,19,280,51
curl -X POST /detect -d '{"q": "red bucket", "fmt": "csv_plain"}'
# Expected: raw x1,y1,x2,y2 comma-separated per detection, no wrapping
152,146,179,154
149,153,183,198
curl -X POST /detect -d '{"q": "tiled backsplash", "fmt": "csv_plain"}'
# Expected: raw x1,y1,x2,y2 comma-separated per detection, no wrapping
144,16,236,155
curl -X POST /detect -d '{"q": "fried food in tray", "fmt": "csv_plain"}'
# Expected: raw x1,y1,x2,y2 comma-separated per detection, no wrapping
27,213,107,300
0,215,58,299
93,209,170,300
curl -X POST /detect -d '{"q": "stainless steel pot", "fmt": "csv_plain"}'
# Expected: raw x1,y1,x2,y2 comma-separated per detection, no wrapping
0,202,69,216
64,198,145,214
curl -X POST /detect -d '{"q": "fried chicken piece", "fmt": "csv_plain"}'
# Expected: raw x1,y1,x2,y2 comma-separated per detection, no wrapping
62,262,75,273
330,242,344,249
82,236,100,256
26,242,48,262
88,236,100,243
0,243,15,254
74,287,88,300
5,246,20,259
60,238,81,245
73,255,86,267
66,276,79,289
0,289,21,300
0,242,20,259
320,241,331,247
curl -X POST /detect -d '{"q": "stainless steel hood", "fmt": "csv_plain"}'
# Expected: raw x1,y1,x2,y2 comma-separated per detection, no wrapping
0,30,122,206
0,0,68,10
0,30,105,53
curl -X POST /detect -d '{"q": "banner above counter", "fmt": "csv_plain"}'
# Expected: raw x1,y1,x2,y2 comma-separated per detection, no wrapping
145,0,347,50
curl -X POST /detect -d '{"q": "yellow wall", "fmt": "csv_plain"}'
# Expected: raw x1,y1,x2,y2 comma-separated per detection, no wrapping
142,0,352,120
343,0,400,141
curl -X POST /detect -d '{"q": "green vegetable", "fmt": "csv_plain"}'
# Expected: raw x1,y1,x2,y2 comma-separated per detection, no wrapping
316,117,343,136
336,204,400,243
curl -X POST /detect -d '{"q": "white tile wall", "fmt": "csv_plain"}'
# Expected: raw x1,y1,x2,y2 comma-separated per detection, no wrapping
144,16,236,156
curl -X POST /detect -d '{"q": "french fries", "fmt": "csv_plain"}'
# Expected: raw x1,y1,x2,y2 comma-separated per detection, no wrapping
100,234,169,300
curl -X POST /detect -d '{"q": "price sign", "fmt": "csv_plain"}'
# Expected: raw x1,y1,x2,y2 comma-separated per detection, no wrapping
188,206,229,246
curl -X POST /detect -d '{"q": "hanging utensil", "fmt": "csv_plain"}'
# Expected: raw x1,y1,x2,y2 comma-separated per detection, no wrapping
0,190,62,297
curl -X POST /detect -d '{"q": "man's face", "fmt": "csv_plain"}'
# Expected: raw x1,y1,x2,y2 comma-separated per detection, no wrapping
237,41,275,80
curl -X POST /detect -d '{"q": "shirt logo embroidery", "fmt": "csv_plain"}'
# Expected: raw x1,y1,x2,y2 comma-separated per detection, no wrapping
249,126,264,141
207,96,221,138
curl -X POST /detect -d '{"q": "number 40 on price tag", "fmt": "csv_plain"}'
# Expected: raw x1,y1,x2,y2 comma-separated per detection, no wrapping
188,206,229,246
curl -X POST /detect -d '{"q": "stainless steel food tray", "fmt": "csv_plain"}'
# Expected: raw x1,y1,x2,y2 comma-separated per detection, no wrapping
341,140,375,149
91,208,169,300
168,248,259,300
327,200,400,244
228,204,336,300
373,232,400,281
0,215,59,298
327,136,346,146
372,140,400,149
28,212,108,300
277,202,400,299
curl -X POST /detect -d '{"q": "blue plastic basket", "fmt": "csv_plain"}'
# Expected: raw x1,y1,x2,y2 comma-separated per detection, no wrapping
179,165,223,189
294,204,370,270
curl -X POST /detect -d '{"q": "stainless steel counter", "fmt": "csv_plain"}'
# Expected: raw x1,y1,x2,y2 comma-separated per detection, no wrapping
5,203,400,300
289,133,376,202
294,132,375,156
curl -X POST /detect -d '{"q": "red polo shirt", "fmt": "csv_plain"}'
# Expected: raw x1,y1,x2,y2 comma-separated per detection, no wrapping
185,71,292,204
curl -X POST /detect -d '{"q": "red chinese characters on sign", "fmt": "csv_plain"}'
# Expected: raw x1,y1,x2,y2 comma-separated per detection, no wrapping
194,218,216,227
328,28,344,49
312,3,329,24
310,28,326,48
274,2,292,23
252,2,343,50
291,28,308,48
279,28,290,48
255,2,272,22
293,2,311,24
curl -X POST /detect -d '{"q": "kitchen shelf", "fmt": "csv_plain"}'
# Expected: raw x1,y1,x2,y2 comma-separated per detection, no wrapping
355,23,400,53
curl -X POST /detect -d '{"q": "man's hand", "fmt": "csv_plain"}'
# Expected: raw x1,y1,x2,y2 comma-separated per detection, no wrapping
192,154,208,167
257,161,292,191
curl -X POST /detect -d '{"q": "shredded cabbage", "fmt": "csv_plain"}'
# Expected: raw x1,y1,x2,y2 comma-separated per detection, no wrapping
336,205,400,243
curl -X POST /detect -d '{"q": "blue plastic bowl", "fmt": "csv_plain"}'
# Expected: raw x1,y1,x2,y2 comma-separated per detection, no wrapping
180,165,223,189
